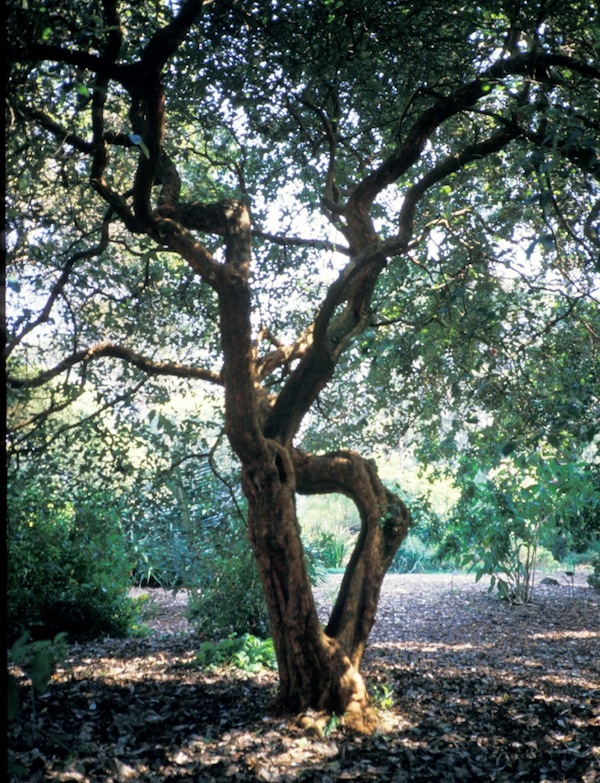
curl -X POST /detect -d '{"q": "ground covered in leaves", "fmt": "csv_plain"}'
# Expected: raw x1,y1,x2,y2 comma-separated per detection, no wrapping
8,572,600,782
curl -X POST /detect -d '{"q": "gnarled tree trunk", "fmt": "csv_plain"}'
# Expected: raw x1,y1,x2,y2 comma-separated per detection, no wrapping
240,439,411,728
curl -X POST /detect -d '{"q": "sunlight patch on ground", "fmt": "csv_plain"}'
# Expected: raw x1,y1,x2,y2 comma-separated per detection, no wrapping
530,630,600,641
368,640,491,655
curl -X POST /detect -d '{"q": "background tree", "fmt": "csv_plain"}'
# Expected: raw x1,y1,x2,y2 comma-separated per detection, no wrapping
5,0,599,726
440,452,599,603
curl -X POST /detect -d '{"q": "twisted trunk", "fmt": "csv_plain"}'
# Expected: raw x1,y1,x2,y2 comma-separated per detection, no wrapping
240,441,411,728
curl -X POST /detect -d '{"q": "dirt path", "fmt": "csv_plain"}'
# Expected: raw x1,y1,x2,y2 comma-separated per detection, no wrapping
9,572,599,782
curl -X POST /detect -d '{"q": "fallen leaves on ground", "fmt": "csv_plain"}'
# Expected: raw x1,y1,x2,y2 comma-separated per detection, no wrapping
8,573,600,782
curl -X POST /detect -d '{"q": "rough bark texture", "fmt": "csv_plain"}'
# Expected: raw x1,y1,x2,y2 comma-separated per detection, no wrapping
295,450,412,667
153,158,413,726
241,442,410,728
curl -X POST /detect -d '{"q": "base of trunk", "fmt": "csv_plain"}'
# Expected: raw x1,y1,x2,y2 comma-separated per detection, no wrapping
269,634,380,733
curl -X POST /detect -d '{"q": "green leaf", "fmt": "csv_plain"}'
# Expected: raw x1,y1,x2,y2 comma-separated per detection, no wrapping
7,673,21,720
30,649,55,694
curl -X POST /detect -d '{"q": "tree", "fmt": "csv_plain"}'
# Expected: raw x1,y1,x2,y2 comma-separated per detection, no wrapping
5,0,599,726
441,451,599,603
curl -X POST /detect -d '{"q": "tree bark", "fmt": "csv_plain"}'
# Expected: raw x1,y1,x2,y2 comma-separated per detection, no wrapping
168,196,413,729
239,440,411,729
295,449,412,667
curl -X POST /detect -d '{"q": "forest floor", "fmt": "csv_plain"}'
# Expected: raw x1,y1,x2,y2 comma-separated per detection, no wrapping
8,571,600,783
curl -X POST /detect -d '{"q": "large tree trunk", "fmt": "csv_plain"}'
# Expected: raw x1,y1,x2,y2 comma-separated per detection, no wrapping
200,200,411,728
240,440,411,730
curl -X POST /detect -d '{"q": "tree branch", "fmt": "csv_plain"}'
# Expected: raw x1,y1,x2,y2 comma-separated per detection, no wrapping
397,123,523,242
4,213,113,359
7,343,223,389
252,230,349,256
294,448,411,663
348,51,600,222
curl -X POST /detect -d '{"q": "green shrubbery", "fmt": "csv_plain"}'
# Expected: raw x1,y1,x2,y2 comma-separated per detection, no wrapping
391,533,448,573
193,634,277,673
588,555,600,592
7,492,135,642
7,631,68,719
187,535,270,639
305,525,356,570
436,453,599,602
127,521,201,588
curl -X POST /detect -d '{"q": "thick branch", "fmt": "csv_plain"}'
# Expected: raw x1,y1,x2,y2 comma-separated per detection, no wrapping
216,206,266,462
397,123,523,241
126,0,206,225
255,326,314,384
348,52,600,222
7,343,222,389
294,449,411,665
263,238,408,443
150,218,223,284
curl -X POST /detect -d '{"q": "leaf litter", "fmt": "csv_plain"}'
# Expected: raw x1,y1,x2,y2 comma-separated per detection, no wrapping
8,572,599,782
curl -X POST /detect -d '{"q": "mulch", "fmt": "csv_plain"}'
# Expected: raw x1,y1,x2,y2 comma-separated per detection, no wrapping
7,572,600,782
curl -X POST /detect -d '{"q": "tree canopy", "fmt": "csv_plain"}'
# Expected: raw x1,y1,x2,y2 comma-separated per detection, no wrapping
5,0,600,724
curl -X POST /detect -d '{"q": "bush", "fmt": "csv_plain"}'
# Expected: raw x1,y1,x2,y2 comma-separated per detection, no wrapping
588,556,600,592
534,545,561,571
7,494,135,642
193,634,277,673
127,523,200,588
304,524,356,570
390,533,447,573
303,540,329,585
188,540,270,639
7,631,68,719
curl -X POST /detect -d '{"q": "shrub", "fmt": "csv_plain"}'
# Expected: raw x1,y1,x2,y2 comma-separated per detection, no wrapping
588,556,600,592
193,634,277,673
534,545,561,571
440,453,598,603
187,541,270,639
7,632,68,720
305,524,356,569
391,533,446,573
303,540,329,585
7,493,135,642
126,523,200,588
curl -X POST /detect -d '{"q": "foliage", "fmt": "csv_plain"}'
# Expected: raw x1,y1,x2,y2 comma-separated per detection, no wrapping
126,510,203,589
442,451,599,602
120,427,231,590
298,495,358,574
7,486,135,642
390,533,448,574
187,536,270,639
305,525,356,570
7,632,68,721
128,523,195,588
302,540,330,586
368,681,395,712
193,634,277,674
588,556,600,592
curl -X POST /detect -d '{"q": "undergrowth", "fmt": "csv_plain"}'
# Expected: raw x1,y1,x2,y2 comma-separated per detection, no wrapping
192,634,277,673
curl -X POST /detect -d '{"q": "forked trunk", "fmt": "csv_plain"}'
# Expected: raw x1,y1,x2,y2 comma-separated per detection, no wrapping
241,442,411,730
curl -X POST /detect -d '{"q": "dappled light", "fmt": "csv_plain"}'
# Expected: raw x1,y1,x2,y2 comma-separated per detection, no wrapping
9,573,598,781
6,0,599,778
